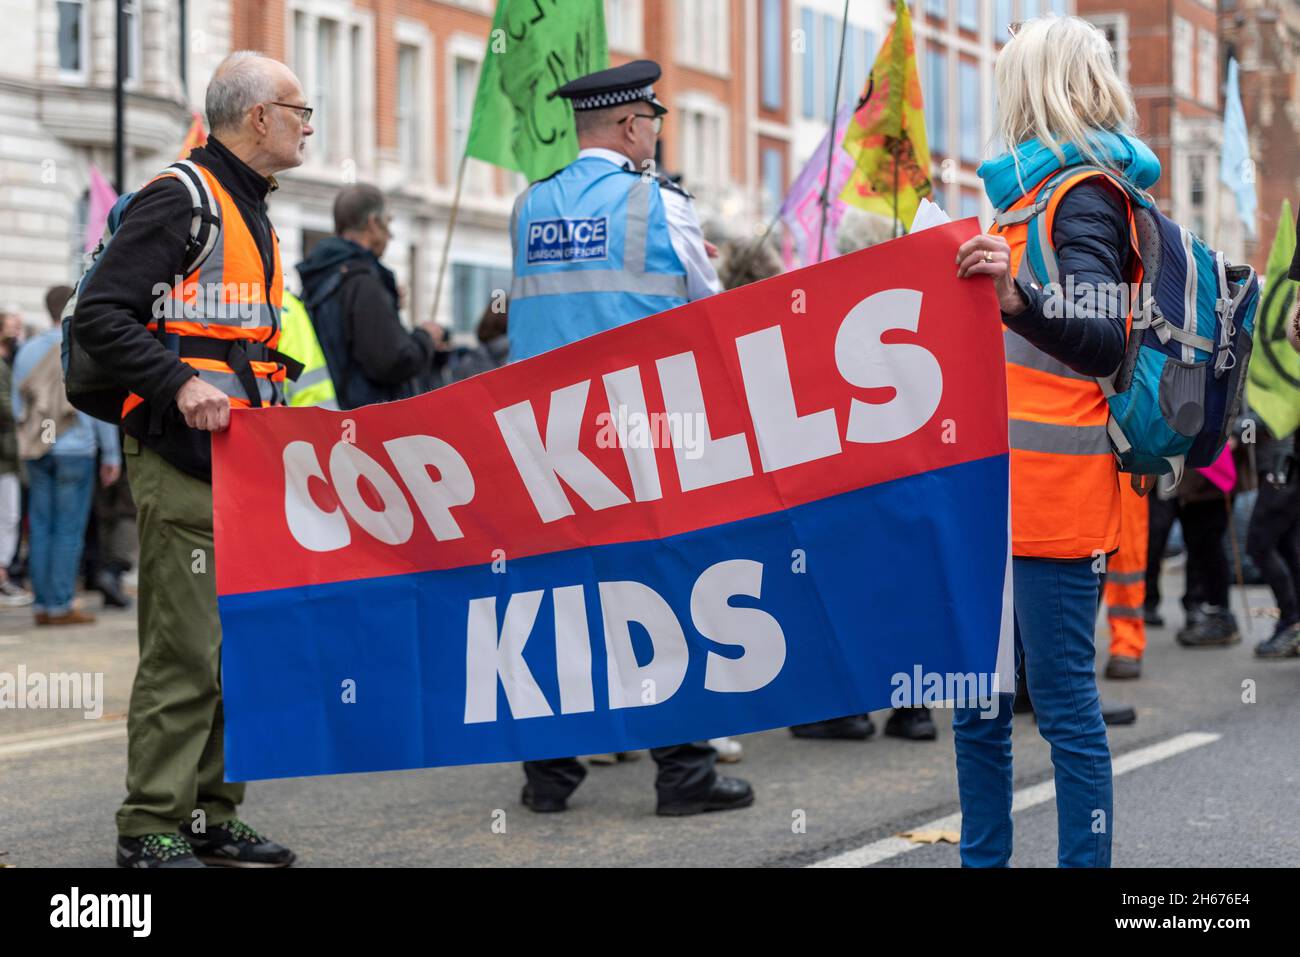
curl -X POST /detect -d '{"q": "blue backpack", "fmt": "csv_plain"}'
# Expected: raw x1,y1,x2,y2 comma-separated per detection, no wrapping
1007,165,1259,491
61,160,220,423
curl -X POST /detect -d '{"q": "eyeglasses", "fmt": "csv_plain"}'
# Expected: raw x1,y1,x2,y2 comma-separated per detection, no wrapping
620,112,663,134
268,101,314,124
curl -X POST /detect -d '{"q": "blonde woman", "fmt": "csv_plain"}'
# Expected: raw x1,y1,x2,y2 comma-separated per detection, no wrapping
953,16,1160,867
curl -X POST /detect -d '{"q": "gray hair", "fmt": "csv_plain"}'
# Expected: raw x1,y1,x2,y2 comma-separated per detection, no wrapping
333,183,387,235
205,51,277,134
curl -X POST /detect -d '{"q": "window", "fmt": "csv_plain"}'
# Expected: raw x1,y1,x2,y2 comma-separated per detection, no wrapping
676,0,728,74
860,28,877,92
959,0,979,33
1048,0,1067,14
56,0,87,78
761,146,785,217
314,20,338,162
679,99,726,195
452,263,511,337
397,45,419,172
1087,14,1128,84
959,61,980,163
1173,17,1193,98
995,0,1014,44
960,191,982,222
1198,30,1217,107
1188,155,1206,238
1021,0,1040,19
925,47,948,156
823,14,839,117
801,8,816,119
453,55,492,194
605,0,643,53
925,0,947,19
761,0,782,111
123,0,142,84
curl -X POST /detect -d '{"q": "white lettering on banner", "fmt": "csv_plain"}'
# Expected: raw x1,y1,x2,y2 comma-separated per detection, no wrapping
835,288,943,444
495,380,631,523
735,326,841,472
691,560,786,693
461,560,788,723
656,351,755,492
465,590,553,724
280,288,944,545
283,437,474,552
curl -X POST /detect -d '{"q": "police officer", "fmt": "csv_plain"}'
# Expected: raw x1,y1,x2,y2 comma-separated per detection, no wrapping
512,60,753,817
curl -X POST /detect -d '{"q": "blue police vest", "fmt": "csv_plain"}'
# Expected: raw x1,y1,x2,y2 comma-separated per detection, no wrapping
509,155,689,362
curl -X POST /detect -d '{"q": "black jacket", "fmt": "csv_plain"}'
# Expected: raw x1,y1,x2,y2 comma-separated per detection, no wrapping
73,137,279,482
1003,178,1133,377
296,237,436,410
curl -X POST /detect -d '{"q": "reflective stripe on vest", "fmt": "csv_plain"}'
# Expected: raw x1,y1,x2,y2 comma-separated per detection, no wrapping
995,168,1140,558
279,292,337,408
508,157,689,361
122,164,284,418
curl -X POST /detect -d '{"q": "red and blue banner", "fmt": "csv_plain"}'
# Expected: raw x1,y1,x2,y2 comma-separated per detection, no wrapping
213,220,1013,781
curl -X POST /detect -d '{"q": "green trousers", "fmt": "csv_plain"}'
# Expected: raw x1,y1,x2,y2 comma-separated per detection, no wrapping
116,436,245,837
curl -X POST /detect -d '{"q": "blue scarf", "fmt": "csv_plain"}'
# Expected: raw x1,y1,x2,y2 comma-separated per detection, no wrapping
978,133,1162,210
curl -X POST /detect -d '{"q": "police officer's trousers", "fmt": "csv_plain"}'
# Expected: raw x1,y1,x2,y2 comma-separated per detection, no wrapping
524,743,717,804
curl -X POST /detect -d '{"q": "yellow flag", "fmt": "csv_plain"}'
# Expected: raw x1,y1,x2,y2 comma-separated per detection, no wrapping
838,0,931,230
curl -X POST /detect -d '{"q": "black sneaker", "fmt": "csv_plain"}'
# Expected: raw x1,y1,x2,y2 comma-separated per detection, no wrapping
1176,607,1240,647
181,819,296,868
1255,621,1300,659
790,714,875,740
656,775,754,816
117,833,205,868
884,706,938,740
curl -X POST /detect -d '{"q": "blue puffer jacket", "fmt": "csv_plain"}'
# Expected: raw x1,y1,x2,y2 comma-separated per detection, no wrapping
979,134,1163,378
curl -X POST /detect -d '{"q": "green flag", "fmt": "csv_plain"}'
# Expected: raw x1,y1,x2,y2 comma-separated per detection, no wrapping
1247,199,1300,440
463,0,608,183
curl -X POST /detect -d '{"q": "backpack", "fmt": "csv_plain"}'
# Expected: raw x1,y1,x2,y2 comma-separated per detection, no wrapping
61,160,221,423
1006,164,1259,492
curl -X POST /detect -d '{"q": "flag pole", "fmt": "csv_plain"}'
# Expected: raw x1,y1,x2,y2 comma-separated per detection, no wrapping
431,151,469,326
816,0,853,263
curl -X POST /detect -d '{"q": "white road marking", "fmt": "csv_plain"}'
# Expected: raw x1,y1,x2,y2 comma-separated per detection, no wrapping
0,722,127,758
809,731,1222,868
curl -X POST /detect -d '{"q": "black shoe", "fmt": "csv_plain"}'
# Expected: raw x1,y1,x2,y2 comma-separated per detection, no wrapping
656,775,754,817
1101,700,1137,726
1176,607,1240,647
96,570,131,609
1143,606,1164,627
790,714,875,740
521,784,569,813
884,706,937,740
1104,655,1142,680
117,833,205,868
181,819,295,868
1254,621,1300,659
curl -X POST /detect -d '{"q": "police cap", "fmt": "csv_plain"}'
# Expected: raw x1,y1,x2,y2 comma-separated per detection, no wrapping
553,59,668,116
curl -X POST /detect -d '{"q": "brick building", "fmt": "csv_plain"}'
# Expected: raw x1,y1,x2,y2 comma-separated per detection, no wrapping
1219,0,1300,270
1078,0,1247,262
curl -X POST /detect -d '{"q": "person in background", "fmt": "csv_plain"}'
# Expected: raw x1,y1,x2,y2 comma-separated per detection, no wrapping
278,289,338,408
297,184,446,410
448,302,510,384
13,286,120,625
1171,454,1244,648
508,59,751,816
1247,421,1300,658
0,308,30,606
1102,480,1149,679
952,14,1161,867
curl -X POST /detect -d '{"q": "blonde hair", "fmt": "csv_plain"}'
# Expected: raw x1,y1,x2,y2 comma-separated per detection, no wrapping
994,16,1136,171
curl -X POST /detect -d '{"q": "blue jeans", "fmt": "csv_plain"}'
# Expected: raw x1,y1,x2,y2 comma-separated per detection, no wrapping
26,455,96,616
952,557,1113,867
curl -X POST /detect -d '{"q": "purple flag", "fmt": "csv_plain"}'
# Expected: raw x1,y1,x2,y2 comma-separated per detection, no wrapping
779,104,857,269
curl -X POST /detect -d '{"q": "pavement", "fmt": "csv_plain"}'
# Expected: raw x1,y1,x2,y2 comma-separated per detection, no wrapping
1,570,1296,868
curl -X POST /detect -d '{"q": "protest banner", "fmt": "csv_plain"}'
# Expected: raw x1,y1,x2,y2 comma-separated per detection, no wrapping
213,220,1013,780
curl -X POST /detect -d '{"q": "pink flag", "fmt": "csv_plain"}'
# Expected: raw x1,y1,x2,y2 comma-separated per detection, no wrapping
84,165,118,254
778,103,857,269
1196,444,1237,494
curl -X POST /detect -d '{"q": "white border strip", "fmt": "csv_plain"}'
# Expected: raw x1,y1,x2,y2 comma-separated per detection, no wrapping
809,731,1221,868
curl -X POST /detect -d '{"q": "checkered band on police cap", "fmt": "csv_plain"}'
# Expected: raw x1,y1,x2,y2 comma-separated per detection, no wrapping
571,84,656,111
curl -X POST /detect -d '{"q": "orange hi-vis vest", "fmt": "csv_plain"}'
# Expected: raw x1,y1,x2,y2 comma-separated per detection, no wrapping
122,163,293,420
992,168,1142,559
